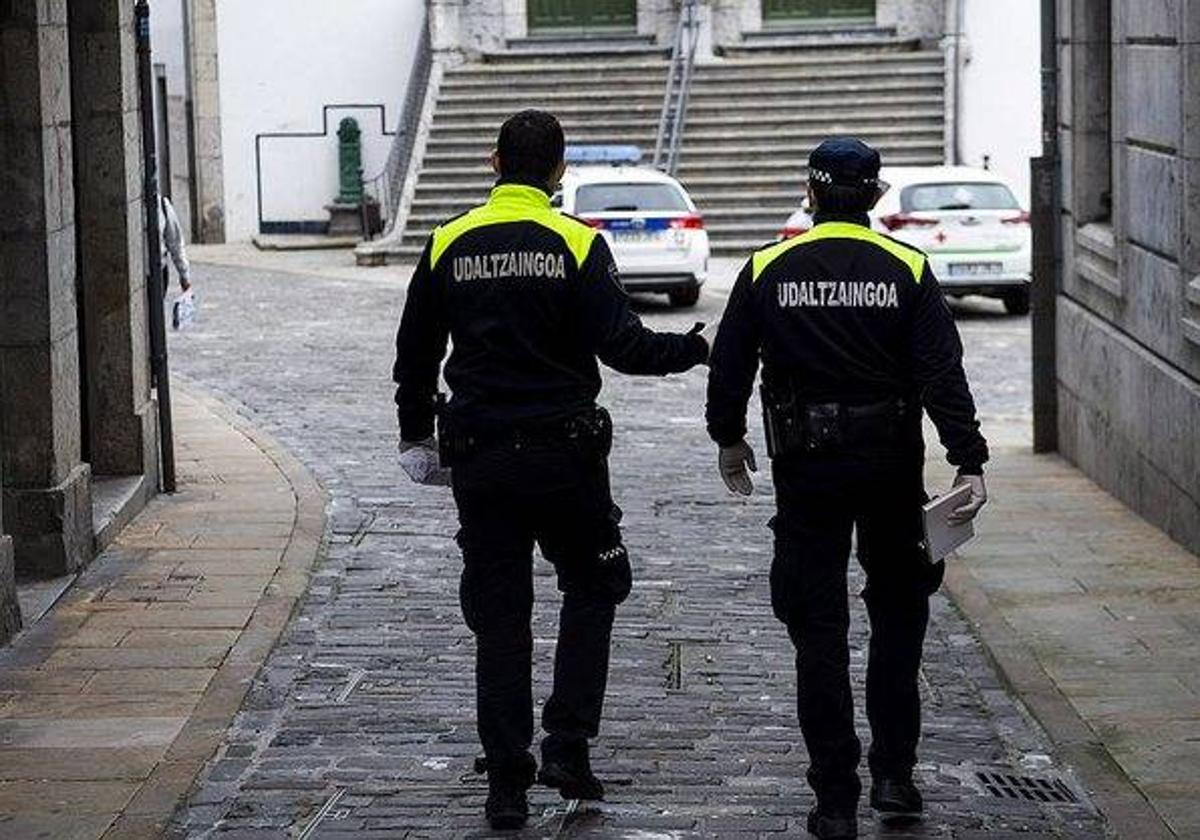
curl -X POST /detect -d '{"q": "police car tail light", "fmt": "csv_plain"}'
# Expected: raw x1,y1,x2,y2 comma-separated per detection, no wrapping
1002,211,1031,225
669,214,704,230
881,213,938,231
580,217,608,229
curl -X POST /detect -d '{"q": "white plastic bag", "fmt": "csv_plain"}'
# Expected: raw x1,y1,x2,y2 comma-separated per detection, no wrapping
172,288,196,330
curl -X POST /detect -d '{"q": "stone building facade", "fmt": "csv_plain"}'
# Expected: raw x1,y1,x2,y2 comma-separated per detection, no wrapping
1053,0,1200,552
430,0,946,54
1,0,161,642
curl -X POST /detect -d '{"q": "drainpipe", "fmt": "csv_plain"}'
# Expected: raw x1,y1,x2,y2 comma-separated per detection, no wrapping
136,0,178,492
947,0,965,164
1030,0,1060,453
180,0,200,242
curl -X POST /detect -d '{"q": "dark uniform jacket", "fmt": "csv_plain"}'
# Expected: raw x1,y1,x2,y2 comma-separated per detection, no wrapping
394,181,708,441
706,212,989,473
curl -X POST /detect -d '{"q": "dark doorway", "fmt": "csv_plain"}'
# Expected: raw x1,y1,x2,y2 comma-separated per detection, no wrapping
762,0,876,24
527,0,637,31
155,64,173,202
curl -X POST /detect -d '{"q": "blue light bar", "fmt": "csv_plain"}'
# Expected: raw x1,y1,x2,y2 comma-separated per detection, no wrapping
564,145,643,165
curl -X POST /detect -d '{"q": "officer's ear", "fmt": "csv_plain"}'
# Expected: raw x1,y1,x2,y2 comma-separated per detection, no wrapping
548,159,567,192
490,150,502,175
805,183,818,212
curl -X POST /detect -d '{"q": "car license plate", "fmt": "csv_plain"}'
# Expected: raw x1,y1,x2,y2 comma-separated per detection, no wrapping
948,262,1002,277
613,229,666,244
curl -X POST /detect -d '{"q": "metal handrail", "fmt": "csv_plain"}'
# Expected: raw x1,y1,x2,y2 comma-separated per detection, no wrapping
363,13,433,236
652,0,701,176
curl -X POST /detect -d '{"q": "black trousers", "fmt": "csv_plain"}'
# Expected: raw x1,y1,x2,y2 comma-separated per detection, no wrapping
451,438,631,783
769,443,944,812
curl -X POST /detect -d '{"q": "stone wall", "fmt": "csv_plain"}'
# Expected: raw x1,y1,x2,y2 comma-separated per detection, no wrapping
189,0,225,242
1,0,159,592
70,0,159,484
877,0,944,42
0,534,17,644
0,458,20,644
0,0,94,579
441,1,946,52
1056,0,1200,554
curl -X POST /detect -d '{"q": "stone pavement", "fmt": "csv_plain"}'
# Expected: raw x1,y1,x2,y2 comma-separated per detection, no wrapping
0,387,324,840
929,450,1200,840
162,247,1107,838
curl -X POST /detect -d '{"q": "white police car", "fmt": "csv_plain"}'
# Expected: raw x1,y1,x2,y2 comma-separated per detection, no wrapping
554,146,709,308
779,165,1032,314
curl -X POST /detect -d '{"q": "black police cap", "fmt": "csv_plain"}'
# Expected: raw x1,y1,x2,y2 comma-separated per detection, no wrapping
808,137,882,187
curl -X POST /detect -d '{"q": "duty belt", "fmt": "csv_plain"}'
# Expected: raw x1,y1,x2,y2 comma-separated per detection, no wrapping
761,387,917,458
437,401,613,463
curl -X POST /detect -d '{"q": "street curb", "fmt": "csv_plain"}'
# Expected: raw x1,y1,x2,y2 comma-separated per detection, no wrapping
943,561,1173,840
100,383,328,840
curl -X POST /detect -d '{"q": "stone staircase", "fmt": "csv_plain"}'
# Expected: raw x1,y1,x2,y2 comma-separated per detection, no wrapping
392,38,944,259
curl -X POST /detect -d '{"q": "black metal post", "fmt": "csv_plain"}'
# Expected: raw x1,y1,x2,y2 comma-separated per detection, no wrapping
135,0,177,492
1030,0,1060,454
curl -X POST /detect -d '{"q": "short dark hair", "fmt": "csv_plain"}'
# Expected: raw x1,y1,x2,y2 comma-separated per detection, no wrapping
496,110,565,185
811,181,877,214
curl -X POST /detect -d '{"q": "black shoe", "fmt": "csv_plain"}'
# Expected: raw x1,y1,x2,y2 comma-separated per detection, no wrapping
538,755,605,801
806,807,858,839
870,776,924,822
485,784,529,831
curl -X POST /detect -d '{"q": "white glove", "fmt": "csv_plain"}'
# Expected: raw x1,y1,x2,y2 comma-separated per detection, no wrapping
699,320,719,363
718,440,756,496
948,472,987,524
398,437,451,486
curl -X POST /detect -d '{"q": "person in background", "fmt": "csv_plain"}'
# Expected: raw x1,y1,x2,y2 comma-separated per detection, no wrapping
160,193,190,297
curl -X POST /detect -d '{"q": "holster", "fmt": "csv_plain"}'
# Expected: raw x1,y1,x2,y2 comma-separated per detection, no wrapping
437,399,613,466
762,384,914,458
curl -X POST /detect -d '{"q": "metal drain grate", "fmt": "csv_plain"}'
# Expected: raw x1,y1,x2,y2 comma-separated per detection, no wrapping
975,770,1079,804
665,641,684,691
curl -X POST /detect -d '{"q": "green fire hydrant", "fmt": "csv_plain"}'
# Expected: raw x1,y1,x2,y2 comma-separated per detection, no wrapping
336,117,364,205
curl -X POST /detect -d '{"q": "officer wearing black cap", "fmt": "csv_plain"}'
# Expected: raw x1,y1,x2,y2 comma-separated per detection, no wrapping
706,137,988,840
393,109,712,830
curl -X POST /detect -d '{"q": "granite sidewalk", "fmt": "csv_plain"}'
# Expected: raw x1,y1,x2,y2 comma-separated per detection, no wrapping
930,445,1200,840
0,386,325,840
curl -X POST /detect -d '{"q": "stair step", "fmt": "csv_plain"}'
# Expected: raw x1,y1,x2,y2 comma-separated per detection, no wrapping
437,84,944,112
711,239,782,254
444,50,940,79
707,219,794,233
420,138,943,170
430,107,943,134
743,23,897,40
720,33,921,56
431,106,940,131
395,46,945,263
481,44,670,62
506,32,656,48
413,146,944,192
442,65,941,93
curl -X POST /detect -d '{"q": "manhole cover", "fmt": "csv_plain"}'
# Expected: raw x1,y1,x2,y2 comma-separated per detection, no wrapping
975,769,1079,804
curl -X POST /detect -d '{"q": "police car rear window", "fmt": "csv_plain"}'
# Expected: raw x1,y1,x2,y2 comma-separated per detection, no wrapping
575,183,689,213
901,182,1019,212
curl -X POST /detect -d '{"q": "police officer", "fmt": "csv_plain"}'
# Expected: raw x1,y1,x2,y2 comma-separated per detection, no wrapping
706,138,988,840
393,110,712,830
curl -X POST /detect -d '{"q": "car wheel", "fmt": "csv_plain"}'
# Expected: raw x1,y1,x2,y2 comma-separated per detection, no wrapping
1002,288,1031,315
669,285,701,308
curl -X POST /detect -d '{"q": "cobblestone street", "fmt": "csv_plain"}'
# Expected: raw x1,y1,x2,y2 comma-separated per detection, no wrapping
167,256,1104,839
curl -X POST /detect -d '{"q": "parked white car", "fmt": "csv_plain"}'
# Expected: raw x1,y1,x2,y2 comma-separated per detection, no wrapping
555,151,709,308
778,165,1032,314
